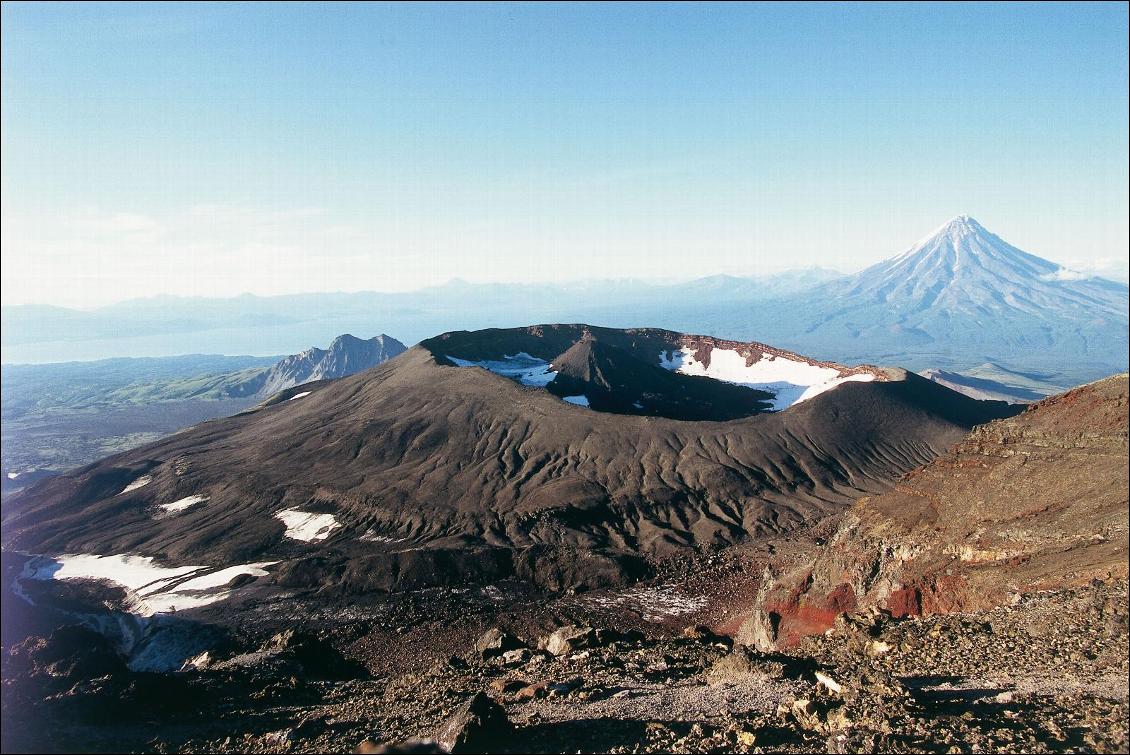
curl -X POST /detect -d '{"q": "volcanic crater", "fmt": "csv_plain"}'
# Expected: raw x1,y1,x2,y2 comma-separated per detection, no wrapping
3,325,1019,598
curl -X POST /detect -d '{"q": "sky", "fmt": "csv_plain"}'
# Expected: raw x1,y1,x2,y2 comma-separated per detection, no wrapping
2,1,1128,308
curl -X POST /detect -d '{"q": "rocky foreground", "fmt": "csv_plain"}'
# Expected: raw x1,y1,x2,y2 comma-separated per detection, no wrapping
2,577,1126,754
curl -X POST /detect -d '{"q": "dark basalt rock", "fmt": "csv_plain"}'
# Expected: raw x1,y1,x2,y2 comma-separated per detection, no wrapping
258,629,366,680
470,628,526,662
435,691,511,753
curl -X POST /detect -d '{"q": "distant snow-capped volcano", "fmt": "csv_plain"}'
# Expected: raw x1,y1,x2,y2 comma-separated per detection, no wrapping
769,216,1128,368
839,215,1118,315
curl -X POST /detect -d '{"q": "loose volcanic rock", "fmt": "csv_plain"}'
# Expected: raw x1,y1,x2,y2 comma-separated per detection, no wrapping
4,625,126,682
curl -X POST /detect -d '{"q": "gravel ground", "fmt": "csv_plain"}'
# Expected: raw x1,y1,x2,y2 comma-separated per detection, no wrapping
4,574,1126,754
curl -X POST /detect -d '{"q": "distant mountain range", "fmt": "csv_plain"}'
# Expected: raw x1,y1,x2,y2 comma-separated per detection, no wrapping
2,334,406,484
3,217,1126,390
0,270,841,363
246,333,407,398
918,365,1059,404
2,334,406,415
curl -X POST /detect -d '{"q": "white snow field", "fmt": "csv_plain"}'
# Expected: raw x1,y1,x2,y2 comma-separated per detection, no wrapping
288,391,312,400
157,494,208,514
446,352,557,387
659,347,875,410
20,554,275,616
118,474,153,495
562,395,590,407
275,508,341,541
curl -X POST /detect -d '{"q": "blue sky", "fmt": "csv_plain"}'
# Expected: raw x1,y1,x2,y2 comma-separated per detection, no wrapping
2,2,1127,307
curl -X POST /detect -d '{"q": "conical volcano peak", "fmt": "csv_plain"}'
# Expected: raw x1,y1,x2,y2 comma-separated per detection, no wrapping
829,215,1128,321
893,214,1059,276
550,337,653,390
945,214,982,233
913,214,989,251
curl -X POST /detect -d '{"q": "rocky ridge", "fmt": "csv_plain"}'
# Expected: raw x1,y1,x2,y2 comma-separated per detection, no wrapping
257,334,406,397
738,374,1129,650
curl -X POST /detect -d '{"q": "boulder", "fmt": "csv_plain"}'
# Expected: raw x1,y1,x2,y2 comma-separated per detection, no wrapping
541,625,598,656
681,625,728,645
498,648,530,666
470,628,525,661
435,692,511,753
515,682,549,701
705,647,784,685
487,677,527,697
261,629,364,679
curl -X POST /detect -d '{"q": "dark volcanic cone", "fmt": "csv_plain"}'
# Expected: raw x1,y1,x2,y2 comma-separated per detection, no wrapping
2,325,1021,594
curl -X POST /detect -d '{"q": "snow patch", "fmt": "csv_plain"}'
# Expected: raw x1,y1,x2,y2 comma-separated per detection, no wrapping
288,391,312,400
447,352,557,387
275,509,340,541
158,494,208,514
7,472,19,480
20,554,275,617
24,554,199,593
562,394,590,407
142,590,240,614
360,529,409,544
659,347,874,410
118,474,153,495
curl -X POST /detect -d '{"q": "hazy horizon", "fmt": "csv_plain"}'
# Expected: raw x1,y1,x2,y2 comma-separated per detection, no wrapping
3,3,1128,308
